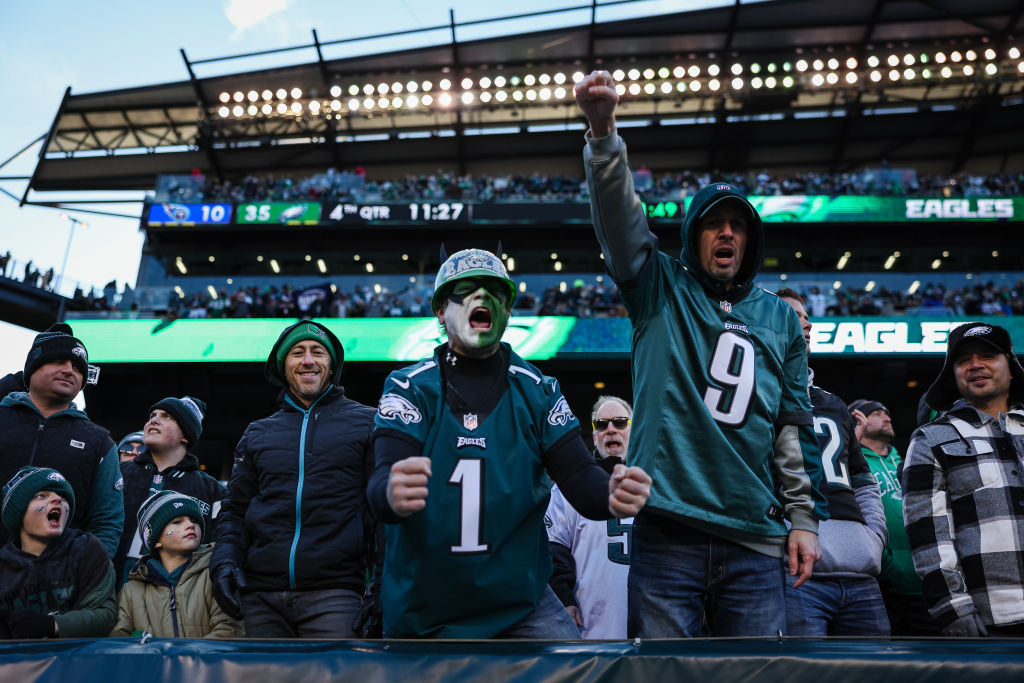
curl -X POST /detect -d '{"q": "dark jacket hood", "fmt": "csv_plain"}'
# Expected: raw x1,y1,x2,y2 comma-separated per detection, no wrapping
680,182,764,302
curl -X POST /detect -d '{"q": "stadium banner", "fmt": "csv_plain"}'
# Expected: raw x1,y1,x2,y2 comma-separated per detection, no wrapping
69,317,1022,363
236,202,321,224
1,637,1022,683
146,203,232,226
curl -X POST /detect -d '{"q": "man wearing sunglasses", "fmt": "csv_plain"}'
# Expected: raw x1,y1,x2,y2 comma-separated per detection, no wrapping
547,395,634,638
576,72,828,638
117,431,146,463
368,248,651,638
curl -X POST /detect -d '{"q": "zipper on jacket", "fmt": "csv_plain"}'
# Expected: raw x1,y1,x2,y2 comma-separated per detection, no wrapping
169,586,180,637
284,391,327,590
28,420,46,466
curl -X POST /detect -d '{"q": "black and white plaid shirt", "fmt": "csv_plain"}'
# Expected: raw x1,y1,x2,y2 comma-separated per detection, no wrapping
902,400,1024,629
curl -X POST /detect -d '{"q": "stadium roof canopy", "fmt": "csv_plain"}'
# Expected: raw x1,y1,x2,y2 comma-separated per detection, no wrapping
23,0,1024,196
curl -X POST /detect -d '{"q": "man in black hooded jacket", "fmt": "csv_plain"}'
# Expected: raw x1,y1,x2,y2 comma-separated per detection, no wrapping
211,320,376,637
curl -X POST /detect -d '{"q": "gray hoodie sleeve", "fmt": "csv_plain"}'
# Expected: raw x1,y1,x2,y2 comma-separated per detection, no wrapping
583,132,657,282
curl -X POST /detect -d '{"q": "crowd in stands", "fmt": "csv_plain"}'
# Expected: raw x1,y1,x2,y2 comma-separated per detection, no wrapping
809,279,1024,317
0,251,56,291
158,167,1024,205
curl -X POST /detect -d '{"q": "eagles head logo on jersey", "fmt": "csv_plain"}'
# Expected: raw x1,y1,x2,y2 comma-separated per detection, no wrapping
378,393,423,424
547,396,575,426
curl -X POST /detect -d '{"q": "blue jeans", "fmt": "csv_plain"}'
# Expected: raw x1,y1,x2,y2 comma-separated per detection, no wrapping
241,588,363,638
497,586,582,639
627,511,787,637
785,574,891,636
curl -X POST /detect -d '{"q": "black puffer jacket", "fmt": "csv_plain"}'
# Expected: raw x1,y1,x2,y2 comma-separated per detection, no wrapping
211,385,375,592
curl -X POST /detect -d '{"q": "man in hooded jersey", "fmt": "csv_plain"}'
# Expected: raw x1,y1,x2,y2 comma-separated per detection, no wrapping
576,70,828,637
367,248,651,638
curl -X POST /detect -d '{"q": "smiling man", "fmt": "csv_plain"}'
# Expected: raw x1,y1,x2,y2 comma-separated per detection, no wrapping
367,248,651,638
212,320,377,638
576,71,827,638
0,323,122,558
902,322,1024,636
113,396,225,585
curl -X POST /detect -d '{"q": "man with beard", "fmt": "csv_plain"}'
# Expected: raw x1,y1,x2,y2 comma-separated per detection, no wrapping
546,395,635,638
367,248,651,638
211,320,376,637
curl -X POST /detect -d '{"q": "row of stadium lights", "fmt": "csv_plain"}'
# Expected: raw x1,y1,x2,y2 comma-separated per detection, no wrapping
214,47,1023,119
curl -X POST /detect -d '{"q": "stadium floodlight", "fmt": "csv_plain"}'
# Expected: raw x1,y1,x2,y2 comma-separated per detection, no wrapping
750,63,761,74
330,100,341,111
827,58,839,70
627,68,640,81
392,82,403,93
261,89,272,100
687,65,700,77
832,281,841,290
526,89,538,101
439,92,453,106
941,66,953,78
378,83,389,95
836,251,851,270
555,86,567,99
362,97,374,109
348,99,359,111
512,90,524,101
887,55,899,67
782,75,794,87
864,280,876,292
883,253,897,270
615,83,627,95
811,73,825,87
219,92,230,103
480,76,492,88
764,76,776,88
440,78,452,90
889,69,900,81
291,88,302,99
796,59,809,72
1019,62,1024,73
317,259,327,274
550,252,558,260
247,104,258,115
658,67,670,79
554,261,563,272
985,63,998,75
376,96,388,108
963,64,975,76
846,57,858,69
965,49,977,61
642,68,655,80
233,91,244,102
812,59,824,71
406,80,418,92
826,72,839,84
1010,47,1021,59
951,51,962,62
572,71,584,83
539,73,551,85
709,79,721,91
768,62,778,73
508,258,516,272
462,91,474,104
407,94,420,106
930,259,941,270
309,100,320,112
643,83,655,94
554,72,567,84
461,77,473,89
218,106,230,118
690,80,702,91
661,82,673,93
751,77,763,89
353,254,361,261
524,74,536,86
985,48,997,60
509,75,520,86
277,102,288,114
903,53,915,65
628,83,641,95
366,263,374,273
935,52,947,64
795,251,803,258
731,63,743,75
903,68,915,80
921,68,932,78
269,259,280,273
676,81,687,92
867,55,880,67
392,96,403,108
494,75,508,87
304,254,312,262
262,103,273,114
175,257,187,274
232,105,244,116
422,81,433,91
845,72,857,84
731,77,744,89
363,84,374,95
291,102,303,113
708,64,720,76
247,90,258,102
480,91,492,103
495,90,507,102
993,250,1000,257
330,85,342,97
348,85,359,96
920,53,929,63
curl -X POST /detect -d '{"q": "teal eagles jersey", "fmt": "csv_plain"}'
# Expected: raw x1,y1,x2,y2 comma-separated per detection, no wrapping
621,252,827,539
373,343,579,638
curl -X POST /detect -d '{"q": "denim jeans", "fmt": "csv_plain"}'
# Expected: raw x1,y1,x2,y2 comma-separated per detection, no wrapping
497,586,582,639
627,511,787,637
241,588,363,638
785,574,891,636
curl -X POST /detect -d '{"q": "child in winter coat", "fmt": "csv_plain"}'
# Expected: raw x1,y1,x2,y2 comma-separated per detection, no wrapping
0,466,116,638
110,491,243,638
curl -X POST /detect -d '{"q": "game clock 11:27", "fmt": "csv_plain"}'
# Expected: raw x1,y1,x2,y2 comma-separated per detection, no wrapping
407,202,469,222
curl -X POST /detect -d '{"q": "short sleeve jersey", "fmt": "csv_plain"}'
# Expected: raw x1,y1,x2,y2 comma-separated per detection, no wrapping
620,252,826,538
373,343,579,638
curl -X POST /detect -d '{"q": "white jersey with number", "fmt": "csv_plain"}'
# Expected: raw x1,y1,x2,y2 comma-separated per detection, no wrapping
546,484,632,639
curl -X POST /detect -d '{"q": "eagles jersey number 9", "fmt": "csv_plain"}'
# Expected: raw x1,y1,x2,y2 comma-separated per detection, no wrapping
703,331,756,427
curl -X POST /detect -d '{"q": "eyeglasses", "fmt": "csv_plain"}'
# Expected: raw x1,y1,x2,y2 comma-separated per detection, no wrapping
119,444,146,455
592,417,631,431
450,279,509,305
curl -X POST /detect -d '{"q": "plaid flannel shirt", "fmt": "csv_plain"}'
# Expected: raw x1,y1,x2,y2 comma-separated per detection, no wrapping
902,400,1024,629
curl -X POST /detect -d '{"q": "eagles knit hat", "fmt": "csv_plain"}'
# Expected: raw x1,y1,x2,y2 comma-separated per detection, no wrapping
847,399,890,418
150,396,206,446
264,320,344,388
925,321,1024,411
118,431,145,451
137,490,205,555
23,323,89,381
2,467,75,539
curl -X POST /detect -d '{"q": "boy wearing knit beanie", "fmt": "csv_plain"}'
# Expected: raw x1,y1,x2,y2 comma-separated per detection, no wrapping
110,491,243,638
113,396,225,585
0,467,116,638
0,323,122,557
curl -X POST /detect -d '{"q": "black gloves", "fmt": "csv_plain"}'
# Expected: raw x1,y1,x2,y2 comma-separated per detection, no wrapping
211,562,247,622
8,610,56,639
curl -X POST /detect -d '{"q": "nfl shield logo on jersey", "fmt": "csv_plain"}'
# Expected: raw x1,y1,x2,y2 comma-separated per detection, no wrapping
719,300,732,313
463,413,478,431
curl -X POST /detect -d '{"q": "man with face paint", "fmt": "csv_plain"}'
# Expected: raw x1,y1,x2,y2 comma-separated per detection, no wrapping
367,248,651,639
